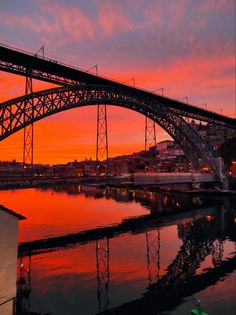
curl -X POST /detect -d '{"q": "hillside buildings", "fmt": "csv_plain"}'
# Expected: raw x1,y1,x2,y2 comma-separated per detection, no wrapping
0,122,235,177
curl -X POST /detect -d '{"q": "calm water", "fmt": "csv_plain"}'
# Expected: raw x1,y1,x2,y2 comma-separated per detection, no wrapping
0,185,235,315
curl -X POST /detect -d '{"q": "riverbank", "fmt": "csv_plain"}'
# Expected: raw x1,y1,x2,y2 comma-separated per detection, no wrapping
1,174,235,195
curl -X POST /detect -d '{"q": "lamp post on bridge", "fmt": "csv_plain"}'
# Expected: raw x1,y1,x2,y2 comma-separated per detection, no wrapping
86,64,98,75
202,103,207,110
156,88,164,96
183,96,189,104
122,77,135,87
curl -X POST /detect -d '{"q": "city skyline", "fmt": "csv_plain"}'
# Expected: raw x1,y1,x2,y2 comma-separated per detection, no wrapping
0,0,235,164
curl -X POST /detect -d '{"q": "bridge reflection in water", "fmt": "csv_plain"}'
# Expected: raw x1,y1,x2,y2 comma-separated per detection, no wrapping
12,187,235,315
1,187,235,315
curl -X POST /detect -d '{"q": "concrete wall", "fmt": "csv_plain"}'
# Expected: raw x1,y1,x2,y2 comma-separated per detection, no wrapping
133,172,215,185
0,210,18,315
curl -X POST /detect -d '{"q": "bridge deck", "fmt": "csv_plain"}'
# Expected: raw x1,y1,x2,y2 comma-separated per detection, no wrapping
133,172,216,185
0,44,235,128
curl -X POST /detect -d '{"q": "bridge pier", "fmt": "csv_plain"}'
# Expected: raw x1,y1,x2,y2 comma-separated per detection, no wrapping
144,117,157,172
23,72,34,179
211,157,229,189
96,104,109,176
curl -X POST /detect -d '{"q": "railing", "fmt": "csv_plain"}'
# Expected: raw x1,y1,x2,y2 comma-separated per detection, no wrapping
0,41,226,116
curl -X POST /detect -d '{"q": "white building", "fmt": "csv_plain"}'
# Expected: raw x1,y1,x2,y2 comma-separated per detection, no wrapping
0,205,25,315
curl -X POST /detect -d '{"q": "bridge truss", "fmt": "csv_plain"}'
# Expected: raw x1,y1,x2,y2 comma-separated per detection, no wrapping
0,85,231,178
0,44,236,179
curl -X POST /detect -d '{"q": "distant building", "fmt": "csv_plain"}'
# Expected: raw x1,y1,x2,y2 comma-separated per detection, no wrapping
206,123,235,153
189,120,236,154
153,140,186,172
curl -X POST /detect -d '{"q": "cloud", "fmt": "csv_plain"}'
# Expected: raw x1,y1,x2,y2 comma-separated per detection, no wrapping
98,0,134,36
0,1,95,47
200,0,235,12
40,1,95,41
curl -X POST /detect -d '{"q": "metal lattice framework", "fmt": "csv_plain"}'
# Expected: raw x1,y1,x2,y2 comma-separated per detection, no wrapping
17,253,32,314
1,44,236,130
96,239,110,312
23,73,34,171
146,229,160,286
96,104,109,170
144,117,157,171
0,85,226,177
0,56,78,86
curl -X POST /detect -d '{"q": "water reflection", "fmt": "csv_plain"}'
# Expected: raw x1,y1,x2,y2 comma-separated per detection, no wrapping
17,254,31,315
40,184,219,215
146,230,160,286
96,205,235,315
96,239,110,312
0,188,235,315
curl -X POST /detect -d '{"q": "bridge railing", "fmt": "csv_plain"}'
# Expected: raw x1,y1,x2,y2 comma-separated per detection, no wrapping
0,42,225,116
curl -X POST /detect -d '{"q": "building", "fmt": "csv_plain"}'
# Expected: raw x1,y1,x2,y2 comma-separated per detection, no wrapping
189,120,236,154
0,205,25,315
154,140,186,172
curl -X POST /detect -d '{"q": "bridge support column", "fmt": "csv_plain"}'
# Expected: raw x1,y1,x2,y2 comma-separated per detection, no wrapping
145,117,157,172
96,104,109,176
17,252,32,314
212,157,229,189
146,229,160,286
96,238,110,312
23,73,34,180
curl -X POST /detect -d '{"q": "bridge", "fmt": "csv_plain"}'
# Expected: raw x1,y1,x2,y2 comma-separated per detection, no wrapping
15,203,235,314
0,44,236,181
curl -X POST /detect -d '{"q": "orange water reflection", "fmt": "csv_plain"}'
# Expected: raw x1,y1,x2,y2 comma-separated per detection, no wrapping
0,188,149,242
0,188,235,314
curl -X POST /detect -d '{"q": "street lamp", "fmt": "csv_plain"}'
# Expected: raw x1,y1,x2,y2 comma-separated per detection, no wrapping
202,103,207,110
123,78,135,87
156,88,164,96
87,64,98,75
182,96,188,104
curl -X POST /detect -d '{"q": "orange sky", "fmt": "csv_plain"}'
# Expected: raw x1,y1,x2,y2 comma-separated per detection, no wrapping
0,0,235,164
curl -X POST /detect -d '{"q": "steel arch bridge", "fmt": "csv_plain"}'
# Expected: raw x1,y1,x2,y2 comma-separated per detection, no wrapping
0,84,226,177
0,44,236,179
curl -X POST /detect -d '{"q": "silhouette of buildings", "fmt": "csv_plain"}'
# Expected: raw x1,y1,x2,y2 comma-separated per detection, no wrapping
0,122,235,178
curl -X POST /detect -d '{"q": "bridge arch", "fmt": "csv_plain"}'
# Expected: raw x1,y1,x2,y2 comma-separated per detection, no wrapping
0,85,219,177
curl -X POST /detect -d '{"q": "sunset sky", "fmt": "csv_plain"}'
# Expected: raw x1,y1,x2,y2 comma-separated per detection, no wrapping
0,0,235,164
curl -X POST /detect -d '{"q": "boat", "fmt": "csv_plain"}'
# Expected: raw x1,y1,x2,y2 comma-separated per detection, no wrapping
191,299,208,315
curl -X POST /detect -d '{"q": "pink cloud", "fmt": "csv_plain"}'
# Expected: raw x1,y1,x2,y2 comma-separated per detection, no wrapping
0,2,95,45
144,2,161,25
98,1,134,36
144,0,187,29
200,0,235,12
40,1,95,41
0,1,136,44
168,0,188,29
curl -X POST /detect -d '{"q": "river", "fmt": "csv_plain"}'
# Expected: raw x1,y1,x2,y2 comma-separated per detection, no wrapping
0,185,235,315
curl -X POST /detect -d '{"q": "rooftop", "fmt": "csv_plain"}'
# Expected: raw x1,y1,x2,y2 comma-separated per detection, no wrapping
0,204,26,220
